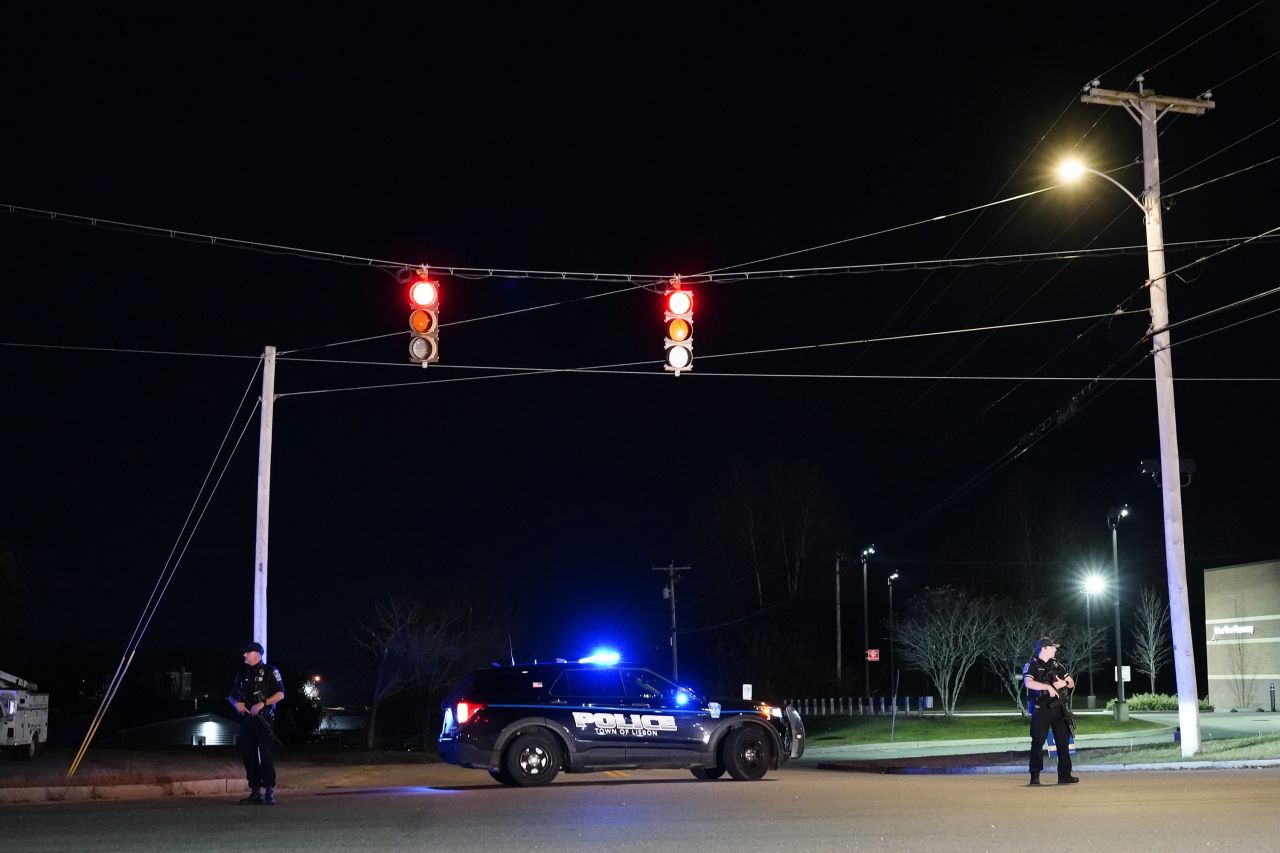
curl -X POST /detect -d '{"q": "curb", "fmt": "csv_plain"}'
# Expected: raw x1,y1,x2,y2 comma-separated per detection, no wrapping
816,758,1280,775
0,778,247,805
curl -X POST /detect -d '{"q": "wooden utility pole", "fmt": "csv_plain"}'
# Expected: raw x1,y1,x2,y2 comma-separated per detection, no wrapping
254,346,277,661
1081,79,1213,757
653,564,691,680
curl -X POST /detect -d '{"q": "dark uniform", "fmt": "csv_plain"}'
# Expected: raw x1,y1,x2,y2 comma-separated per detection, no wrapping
228,654,284,803
1023,654,1074,783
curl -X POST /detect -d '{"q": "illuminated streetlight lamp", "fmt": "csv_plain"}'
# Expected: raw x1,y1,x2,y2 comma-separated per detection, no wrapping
1057,159,1144,210
1083,573,1106,708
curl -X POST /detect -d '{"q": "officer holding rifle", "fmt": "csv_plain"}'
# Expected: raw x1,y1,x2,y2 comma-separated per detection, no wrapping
1022,636,1079,787
228,642,285,805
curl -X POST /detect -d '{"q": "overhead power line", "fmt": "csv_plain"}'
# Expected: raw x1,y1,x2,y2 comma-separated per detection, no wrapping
695,186,1060,276
1090,2,1223,90
1135,0,1268,81
0,340,262,360
1165,143,1280,198
1166,304,1280,351
1,202,670,284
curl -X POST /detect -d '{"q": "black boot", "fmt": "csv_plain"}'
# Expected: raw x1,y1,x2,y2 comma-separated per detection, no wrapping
1029,773,1041,786
1058,774,1080,784
262,787,277,805
239,788,262,805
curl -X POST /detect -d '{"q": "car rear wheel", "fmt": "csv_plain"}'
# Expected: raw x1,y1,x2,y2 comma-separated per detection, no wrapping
503,730,561,787
723,726,771,781
23,733,39,761
690,766,725,780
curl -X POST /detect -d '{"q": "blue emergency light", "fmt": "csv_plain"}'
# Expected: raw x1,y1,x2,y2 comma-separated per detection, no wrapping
578,649,621,666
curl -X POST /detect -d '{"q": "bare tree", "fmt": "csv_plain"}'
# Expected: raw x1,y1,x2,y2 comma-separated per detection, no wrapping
764,463,842,599
354,594,424,750
707,466,769,638
983,598,1054,717
1129,585,1172,693
1220,598,1258,710
894,586,998,716
1054,620,1110,702
700,461,848,684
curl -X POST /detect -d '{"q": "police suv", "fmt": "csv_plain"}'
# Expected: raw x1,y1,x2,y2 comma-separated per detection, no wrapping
438,653,804,786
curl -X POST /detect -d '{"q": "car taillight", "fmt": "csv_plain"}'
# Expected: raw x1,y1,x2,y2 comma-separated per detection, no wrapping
457,701,485,725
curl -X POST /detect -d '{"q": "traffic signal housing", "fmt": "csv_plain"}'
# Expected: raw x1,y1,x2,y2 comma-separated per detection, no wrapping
408,272,440,365
663,281,693,376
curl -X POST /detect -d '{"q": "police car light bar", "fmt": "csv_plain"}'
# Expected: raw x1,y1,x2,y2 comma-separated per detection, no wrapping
578,649,621,666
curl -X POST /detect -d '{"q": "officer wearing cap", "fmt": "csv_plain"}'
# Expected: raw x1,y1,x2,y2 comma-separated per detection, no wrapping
227,642,285,805
1022,636,1078,786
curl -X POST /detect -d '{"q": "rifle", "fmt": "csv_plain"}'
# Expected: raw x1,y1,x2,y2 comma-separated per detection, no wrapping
246,708,285,747
1049,660,1076,737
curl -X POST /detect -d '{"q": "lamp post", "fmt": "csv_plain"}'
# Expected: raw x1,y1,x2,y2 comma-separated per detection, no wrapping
861,545,875,700
1107,505,1130,721
1083,573,1106,708
887,572,899,695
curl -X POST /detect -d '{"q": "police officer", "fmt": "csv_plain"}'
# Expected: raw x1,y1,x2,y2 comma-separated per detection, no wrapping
227,642,285,805
1022,636,1079,786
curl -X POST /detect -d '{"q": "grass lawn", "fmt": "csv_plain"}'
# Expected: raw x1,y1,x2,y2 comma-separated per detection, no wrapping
1077,734,1280,764
804,713,1164,745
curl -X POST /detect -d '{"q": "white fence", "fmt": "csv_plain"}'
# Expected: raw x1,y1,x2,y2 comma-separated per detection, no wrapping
787,696,935,716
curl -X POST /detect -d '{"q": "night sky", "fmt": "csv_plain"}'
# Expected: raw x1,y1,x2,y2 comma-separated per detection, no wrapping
3,8,1279,706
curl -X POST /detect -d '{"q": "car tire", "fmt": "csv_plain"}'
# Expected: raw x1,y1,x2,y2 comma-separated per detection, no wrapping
690,766,725,780
723,726,771,781
23,733,39,761
488,767,515,786
503,730,561,787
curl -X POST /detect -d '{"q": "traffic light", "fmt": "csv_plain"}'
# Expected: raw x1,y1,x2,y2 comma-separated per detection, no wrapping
408,271,440,365
663,279,693,376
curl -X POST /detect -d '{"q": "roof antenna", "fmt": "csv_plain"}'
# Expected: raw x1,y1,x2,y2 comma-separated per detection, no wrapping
508,631,516,666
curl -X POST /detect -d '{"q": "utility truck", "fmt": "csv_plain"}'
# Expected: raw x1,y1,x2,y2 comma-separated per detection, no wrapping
1,669,49,758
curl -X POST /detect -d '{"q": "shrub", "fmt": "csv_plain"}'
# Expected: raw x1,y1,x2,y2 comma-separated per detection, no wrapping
1105,692,1213,712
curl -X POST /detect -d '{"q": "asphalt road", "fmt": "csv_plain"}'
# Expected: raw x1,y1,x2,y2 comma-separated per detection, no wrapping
5,764,1280,851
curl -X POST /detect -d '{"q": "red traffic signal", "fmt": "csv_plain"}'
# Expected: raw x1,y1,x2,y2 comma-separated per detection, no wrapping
663,280,693,375
408,272,440,364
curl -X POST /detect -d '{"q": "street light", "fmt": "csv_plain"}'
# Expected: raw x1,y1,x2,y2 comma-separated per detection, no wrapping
1107,505,1130,721
1057,160,1144,209
861,545,875,700
1082,573,1106,707
887,572,900,696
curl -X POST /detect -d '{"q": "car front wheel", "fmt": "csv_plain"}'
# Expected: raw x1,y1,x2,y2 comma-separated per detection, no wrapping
723,726,771,781
503,730,561,787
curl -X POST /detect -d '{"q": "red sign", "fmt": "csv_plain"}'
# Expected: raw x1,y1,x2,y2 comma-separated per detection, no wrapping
866,649,880,661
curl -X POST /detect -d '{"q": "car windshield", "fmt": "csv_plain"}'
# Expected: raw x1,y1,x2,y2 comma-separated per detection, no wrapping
622,669,696,703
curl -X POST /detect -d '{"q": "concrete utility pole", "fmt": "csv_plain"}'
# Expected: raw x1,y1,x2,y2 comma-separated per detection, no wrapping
1081,79,1213,756
835,554,843,684
254,346,277,661
653,564,691,680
